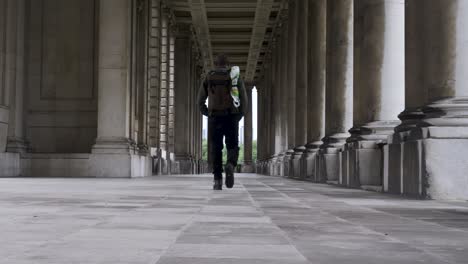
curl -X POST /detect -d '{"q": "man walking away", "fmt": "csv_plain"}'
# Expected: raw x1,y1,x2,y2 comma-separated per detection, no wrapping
197,54,248,190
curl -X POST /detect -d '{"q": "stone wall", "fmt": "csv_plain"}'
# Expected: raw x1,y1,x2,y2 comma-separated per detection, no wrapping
26,0,97,153
0,0,206,177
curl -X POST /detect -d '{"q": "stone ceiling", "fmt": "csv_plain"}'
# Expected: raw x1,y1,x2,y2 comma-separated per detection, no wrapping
165,0,286,83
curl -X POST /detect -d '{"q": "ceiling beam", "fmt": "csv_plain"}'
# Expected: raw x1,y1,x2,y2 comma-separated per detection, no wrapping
189,0,214,71
256,0,287,82
245,0,275,82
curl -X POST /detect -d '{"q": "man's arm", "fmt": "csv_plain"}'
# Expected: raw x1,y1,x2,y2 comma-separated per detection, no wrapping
197,78,209,116
238,79,249,116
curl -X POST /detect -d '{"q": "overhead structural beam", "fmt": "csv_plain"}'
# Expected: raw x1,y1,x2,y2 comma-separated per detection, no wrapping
245,0,275,82
257,0,287,83
189,0,214,71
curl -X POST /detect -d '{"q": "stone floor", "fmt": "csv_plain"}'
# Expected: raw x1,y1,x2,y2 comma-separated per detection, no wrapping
1,174,468,264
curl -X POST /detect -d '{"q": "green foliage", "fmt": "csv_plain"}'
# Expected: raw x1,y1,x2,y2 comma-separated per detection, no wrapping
202,139,208,161
202,139,257,163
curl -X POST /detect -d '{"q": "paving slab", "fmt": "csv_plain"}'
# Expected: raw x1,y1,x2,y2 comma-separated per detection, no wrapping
0,174,467,263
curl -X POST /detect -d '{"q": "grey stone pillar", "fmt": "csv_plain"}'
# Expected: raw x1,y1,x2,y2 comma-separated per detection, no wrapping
264,57,273,174
268,40,277,176
305,0,327,182
291,0,309,179
5,0,27,153
389,0,468,200
272,29,283,176
91,0,151,177
285,0,298,177
134,0,150,156
159,13,171,174
279,16,289,177
0,0,10,152
173,31,193,174
148,0,162,150
0,0,27,177
256,84,263,172
166,30,176,173
347,0,405,190
243,86,254,173
94,0,132,148
321,0,354,183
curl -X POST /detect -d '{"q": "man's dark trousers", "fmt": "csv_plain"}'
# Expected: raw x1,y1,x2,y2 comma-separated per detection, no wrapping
209,114,241,179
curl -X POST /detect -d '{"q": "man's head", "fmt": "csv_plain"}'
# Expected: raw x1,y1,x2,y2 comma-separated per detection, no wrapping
214,53,229,68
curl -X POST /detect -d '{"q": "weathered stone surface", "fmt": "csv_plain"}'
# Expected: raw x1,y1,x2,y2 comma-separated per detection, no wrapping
1,174,467,263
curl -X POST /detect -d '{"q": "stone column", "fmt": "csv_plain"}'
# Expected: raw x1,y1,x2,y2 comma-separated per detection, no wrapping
390,0,468,200
279,16,289,177
268,41,277,176
6,0,27,153
0,0,10,152
167,30,176,173
0,0,27,177
285,0,298,177
173,30,193,174
91,0,150,177
93,0,132,150
291,0,309,179
347,0,405,190
148,0,161,150
256,84,263,173
134,0,149,155
262,61,270,166
243,86,254,172
321,0,354,183
305,0,327,182
158,12,170,174
272,30,283,176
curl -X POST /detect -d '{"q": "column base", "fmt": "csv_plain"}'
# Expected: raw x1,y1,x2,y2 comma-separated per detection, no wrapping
291,146,306,179
304,142,321,182
283,149,294,177
321,148,341,183
385,98,468,199
389,126,468,200
171,154,194,175
88,153,151,178
241,162,255,173
0,108,8,152
345,121,400,188
0,152,21,177
320,133,349,182
275,154,285,176
6,137,29,153
90,138,151,177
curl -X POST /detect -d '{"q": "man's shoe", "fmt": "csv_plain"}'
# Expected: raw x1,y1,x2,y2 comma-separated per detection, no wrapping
225,163,235,189
213,179,222,190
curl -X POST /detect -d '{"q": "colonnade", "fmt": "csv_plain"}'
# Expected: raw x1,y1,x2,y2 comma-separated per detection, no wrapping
84,0,208,176
0,0,207,177
257,0,468,200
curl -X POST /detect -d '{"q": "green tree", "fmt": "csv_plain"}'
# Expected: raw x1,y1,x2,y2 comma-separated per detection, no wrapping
202,139,257,163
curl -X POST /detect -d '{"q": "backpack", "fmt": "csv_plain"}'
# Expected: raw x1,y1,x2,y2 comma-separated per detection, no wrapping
207,69,235,114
